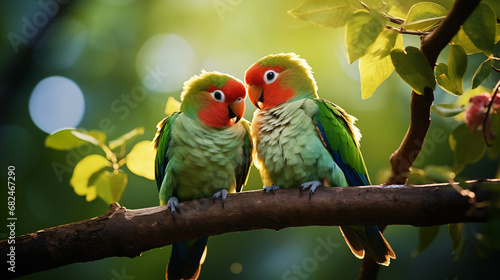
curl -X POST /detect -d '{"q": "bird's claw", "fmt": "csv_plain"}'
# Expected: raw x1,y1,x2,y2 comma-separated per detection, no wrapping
300,181,323,199
166,197,180,220
263,184,280,194
213,189,228,208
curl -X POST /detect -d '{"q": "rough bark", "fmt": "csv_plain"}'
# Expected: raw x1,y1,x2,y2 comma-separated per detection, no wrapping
386,0,481,185
376,1,483,279
1,180,497,279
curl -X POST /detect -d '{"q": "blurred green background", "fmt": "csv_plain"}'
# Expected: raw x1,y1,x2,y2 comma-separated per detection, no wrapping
1,0,499,279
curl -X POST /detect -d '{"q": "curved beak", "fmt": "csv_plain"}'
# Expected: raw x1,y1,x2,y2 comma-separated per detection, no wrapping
228,99,245,124
248,84,263,109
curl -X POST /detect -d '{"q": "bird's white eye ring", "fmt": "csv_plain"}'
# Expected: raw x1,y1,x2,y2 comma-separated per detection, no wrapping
211,90,225,102
264,70,279,84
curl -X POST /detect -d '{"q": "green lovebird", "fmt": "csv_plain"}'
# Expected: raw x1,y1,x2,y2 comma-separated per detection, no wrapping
153,71,253,279
244,53,395,265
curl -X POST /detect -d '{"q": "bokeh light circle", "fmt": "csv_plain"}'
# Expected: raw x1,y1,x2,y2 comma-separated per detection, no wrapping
136,33,196,93
29,76,85,134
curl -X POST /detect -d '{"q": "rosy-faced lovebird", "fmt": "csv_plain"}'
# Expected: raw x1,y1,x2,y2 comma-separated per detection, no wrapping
153,71,253,279
244,53,395,265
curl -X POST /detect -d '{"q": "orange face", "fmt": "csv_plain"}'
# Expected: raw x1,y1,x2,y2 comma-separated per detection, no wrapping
245,63,294,110
197,79,246,128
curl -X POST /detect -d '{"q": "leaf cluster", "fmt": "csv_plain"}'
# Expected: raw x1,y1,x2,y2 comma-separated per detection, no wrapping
289,1,500,98
289,0,500,262
45,127,155,204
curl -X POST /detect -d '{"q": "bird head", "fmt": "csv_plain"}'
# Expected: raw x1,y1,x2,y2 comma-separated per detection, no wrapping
180,71,246,128
244,53,318,110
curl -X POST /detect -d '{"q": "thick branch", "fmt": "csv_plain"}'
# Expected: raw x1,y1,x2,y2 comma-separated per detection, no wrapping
386,0,481,185
375,1,483,279
1,180,497,279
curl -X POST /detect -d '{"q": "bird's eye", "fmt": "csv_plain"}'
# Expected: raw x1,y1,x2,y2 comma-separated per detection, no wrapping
264,70,279,84
211,90,225,102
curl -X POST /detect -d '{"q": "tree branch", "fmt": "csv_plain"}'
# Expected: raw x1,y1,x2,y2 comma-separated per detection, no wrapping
2,180,497,279
386,0,481,185
386,25,430,36
373,1,483,279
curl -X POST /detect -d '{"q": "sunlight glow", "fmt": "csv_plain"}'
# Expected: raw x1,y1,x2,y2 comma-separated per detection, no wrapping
136,33,196,93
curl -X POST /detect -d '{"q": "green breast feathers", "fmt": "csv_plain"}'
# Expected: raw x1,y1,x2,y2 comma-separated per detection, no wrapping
251,98,348,189
160,113,249,202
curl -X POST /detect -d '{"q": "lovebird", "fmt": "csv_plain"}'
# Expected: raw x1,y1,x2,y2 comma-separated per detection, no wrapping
244,53,395,265
153,71,253,279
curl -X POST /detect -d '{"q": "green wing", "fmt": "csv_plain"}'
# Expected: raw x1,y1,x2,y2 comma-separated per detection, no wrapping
312,99,370,186
235,119,253,192
153,112,181,197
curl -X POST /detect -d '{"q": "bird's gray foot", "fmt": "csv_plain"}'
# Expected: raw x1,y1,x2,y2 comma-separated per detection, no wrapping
213,189,228,208
300,181,323,199
166,196,180,220
263,184,280,194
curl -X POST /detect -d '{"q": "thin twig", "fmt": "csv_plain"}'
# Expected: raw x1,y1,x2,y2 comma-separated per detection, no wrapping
386,25,431,36
359,1,405,25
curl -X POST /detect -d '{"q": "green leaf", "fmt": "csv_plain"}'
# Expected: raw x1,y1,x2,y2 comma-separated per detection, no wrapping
109,127,145,150
70,154,110,200
448,223,464,254
435,63,461,95
451,28,482,55
345,10,386,64
402,16,445,31
497,23,500,43
463,3,496,55
358,0,386,11
45,129,106,150
71,131,102,146
95,170,128,205
126,140,156,180
404,2,447,26
390,46,436,95
472,58,492,89
413,226,440,256
288,0,357,28
449,123,487,173
359,29,403,99
447,44,467,94
402,2,447,31
431,104,464,118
